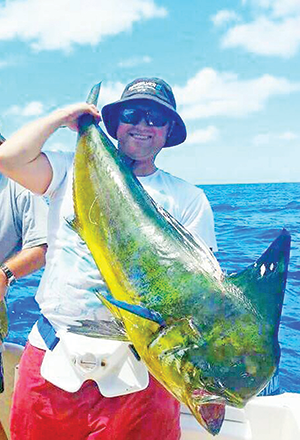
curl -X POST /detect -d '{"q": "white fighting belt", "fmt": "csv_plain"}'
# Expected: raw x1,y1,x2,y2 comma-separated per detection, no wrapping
41,330,149,396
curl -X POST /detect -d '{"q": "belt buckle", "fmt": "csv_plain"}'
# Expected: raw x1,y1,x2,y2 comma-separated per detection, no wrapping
74,352,109,374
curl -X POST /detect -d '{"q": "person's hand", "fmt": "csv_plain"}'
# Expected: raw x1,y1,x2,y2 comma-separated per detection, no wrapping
0,269,8,302
53,103,101,131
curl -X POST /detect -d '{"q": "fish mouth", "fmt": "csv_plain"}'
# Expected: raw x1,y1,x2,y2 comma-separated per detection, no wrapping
187,389,226,436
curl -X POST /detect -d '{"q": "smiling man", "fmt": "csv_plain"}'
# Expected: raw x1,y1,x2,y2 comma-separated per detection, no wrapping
0,77,217,440
102,78,218,248
102,79,185,177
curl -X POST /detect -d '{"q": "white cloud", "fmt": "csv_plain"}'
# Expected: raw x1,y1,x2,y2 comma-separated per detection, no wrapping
118,56,152,68
98,81,126,107
173,68,300,120
186,126,219,145
217,0,300,57
272,0,300,17
278,131,298,140
253,130,298,145
6,101,45,117
211,10,241,27
53,71,299,128
253,133,272,145
0,60,10,69
222,15,300,57
0,56,20,69
248,0,300,17
0,0,167,51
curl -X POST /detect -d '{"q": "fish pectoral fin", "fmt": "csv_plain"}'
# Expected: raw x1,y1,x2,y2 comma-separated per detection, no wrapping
148,318,204,362
96,291,166,327
68,318,129,342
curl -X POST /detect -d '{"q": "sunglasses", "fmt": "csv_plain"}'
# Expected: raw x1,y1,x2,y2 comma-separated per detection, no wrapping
119,107,170,127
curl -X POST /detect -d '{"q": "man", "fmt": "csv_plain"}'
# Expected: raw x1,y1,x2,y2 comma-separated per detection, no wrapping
0,133,48,302
0,133,48,439
0,78,217,440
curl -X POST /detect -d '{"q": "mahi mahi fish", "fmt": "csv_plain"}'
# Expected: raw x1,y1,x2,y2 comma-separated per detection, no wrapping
0,133,8,393
69,84,290,436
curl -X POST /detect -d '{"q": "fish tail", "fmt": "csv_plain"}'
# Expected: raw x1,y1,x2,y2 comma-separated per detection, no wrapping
86,82,101,106
228,228,291,327
78,83,102,131
0,132,6,145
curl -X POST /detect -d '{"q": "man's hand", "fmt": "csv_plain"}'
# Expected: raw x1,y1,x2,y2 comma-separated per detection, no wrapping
0,103,100,195
54,103,101,131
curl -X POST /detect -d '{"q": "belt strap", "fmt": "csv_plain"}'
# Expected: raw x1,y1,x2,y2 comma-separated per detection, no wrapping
37,315,60,351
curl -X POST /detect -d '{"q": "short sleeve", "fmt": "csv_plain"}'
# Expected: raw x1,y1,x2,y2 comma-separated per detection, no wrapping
15,189,48,250
43,151,74,199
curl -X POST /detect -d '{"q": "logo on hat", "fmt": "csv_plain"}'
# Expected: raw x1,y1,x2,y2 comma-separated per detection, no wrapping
128,81,158,93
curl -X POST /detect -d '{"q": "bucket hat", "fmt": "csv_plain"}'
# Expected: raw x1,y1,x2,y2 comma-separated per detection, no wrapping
102,78,186,147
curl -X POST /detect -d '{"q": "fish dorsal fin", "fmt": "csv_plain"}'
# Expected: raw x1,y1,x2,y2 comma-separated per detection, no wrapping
86,82,101,105
227,229,291,330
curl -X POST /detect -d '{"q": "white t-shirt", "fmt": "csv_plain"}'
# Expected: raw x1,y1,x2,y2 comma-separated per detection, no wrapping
29,151,217,348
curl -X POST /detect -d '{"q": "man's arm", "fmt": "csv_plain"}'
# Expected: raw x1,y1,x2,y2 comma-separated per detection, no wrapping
0,245,47,301
0,103,100,194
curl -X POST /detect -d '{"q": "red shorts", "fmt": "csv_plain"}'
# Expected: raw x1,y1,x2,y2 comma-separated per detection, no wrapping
10,343,181,440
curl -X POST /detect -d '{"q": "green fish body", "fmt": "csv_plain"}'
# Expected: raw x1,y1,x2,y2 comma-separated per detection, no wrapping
71,84,290,436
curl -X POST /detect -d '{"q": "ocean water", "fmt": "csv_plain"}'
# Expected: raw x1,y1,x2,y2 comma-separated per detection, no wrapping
5,182,300,393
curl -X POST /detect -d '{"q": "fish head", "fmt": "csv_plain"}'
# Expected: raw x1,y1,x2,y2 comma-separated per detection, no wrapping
183,344,275,434
184,319,277,408
146,319,229,435
147,316,275,434
168,340,274,435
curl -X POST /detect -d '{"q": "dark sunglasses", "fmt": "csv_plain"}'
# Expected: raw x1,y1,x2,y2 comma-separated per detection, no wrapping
119,107,170,127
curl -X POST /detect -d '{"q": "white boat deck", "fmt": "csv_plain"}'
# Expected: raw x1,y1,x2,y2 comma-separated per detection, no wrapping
180,393,300,440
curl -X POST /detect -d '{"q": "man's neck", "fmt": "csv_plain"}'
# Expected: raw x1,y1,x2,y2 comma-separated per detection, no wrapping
131,161,157,177
121,154,157,177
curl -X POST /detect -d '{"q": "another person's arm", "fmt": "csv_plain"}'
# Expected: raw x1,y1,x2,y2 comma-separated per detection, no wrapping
0,103,100,194
0,184,48,301
0,245,47,301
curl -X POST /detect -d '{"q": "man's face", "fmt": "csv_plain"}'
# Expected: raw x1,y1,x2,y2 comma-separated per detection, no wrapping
116,101,171,164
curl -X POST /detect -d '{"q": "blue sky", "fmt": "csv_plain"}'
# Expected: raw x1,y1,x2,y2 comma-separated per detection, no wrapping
0,0,299,184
